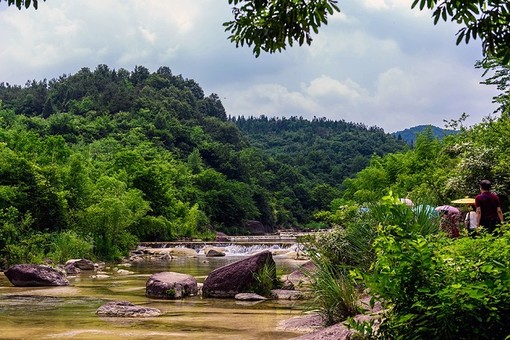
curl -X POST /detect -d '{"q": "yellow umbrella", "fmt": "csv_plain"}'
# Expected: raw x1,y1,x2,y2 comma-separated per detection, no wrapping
451,197,475,204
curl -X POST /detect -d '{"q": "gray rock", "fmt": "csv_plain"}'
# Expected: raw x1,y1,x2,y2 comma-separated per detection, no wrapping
96,301,161,317
235,293,268,301
5,264,69,287
64,263,81,275
65,259,95,271
271,289,306,300
202,250,276,298
146,272,198,299
286,261,317,290
205,248,225,257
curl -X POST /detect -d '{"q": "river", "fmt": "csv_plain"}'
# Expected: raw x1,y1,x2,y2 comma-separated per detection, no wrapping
0,244,311,339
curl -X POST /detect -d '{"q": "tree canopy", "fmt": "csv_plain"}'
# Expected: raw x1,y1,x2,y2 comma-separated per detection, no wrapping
225,0,510,62
0,0,43,9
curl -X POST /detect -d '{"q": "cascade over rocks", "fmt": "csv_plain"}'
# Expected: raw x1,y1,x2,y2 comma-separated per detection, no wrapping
202,250,276,298
96,301,161,317
146,272,198,299
5,264,69,287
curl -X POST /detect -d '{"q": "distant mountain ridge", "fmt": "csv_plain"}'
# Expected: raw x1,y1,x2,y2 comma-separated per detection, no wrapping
392,125,459,145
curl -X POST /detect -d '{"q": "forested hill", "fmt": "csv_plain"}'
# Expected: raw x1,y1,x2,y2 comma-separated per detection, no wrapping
392,125,459,145
0,64,406,264
232,116,407,186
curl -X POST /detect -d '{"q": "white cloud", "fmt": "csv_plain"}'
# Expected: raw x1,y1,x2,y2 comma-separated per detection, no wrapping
304,75,366,101
0,0,499,132
138,26,157,44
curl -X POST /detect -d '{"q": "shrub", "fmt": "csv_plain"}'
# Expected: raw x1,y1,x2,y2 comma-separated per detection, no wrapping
368,224,510,339
252,260,278,297
4,232,51,265
47,230,94,264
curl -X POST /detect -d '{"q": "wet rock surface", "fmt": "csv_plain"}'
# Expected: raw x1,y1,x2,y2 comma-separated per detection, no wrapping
284,260,317,290
234,293,268,301
202,250,276,298
65,259,96,271
205,247,226,257
271,289,306,300
96,300,161,317
5,264,69,287
146,272,198,299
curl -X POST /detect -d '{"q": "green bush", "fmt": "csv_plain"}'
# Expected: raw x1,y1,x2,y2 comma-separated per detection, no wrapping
252,260,278,297
47,230,94,264
308,194,440,275
368,224,510,339
4,232,51,265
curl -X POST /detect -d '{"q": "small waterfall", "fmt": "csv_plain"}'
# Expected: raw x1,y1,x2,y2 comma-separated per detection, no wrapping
138,233,316,258
197,243,304,257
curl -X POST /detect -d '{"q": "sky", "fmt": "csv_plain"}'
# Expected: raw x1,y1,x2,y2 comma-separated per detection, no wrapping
0,0,501,133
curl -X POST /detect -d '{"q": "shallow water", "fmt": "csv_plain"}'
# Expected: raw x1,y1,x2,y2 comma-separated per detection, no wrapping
0,254,309,339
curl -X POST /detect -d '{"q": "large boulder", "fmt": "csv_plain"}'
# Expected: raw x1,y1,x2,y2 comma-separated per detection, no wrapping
284,261,317,290
202,250,276,298
146,272,198,299
4,264,69,287
96,301,161,317
65,259,95,271
245,220,273,235
204,246,226,257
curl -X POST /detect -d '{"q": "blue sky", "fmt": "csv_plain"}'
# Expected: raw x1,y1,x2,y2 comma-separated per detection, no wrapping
0,0,500,132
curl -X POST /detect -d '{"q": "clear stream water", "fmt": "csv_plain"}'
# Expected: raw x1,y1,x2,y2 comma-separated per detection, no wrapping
0,245,310,339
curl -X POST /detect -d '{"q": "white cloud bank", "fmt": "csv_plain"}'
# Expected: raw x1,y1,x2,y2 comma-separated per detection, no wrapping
0,0,499,132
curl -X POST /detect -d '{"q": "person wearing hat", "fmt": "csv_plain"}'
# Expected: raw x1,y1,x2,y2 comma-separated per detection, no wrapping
475,179,504,234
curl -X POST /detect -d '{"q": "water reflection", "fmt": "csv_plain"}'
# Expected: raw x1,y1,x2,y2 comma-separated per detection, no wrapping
0,253,309,339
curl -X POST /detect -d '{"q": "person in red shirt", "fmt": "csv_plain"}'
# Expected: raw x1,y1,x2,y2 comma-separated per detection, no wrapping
475,179,504,234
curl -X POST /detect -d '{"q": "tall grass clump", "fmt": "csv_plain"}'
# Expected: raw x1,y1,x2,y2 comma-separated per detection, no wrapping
47,230,94,264
252,260,279,297
305,253,360,326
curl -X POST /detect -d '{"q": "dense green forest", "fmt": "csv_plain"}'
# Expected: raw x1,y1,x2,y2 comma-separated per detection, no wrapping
0,64,407,265
232,116,407,186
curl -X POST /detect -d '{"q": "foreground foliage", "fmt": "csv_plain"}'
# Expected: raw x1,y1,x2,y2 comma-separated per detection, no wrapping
308,191,510,338
370,224,510,339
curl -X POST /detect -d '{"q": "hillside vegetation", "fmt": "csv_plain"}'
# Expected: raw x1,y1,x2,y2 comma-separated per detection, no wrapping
0,64,406,265
233,115,406,186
